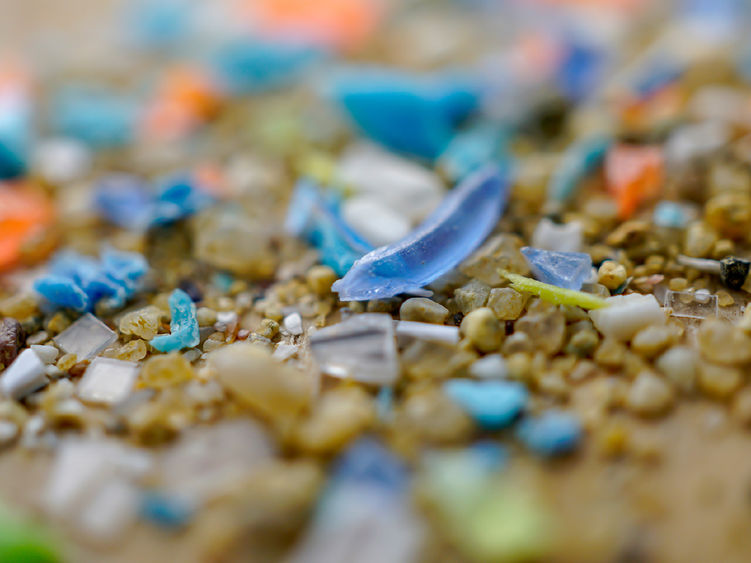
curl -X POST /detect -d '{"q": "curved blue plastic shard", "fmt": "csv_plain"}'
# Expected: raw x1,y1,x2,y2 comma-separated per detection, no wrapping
521,247,592,291
332,164,508,301
516,410,582,457
151,174,214,226
33,276,90,312
444,379,528,430
332,67,480,160
151,289,200,352
546,134,611,207
285,179,374,276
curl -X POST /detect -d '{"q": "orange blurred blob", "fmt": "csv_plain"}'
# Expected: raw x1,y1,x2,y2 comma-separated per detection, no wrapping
247,0,383,50
194,162,228,199
606,144,663,219
141,67,221,141
0,184,55,270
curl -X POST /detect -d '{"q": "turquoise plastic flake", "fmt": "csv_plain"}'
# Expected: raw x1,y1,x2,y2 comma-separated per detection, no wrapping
151,289,199,352
444,379,528,430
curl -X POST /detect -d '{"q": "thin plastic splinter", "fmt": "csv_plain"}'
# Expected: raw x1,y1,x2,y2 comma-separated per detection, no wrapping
502,271,608,310
332,165,508,301
150,289,199,352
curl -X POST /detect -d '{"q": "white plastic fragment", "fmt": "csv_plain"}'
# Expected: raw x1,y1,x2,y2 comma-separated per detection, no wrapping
283,312,304,336
273,343,299,361
78,357,139,405
395,321,459,344
531,218,583,253
33,137,92,184
30,344,60,364
589,293,666,341
309,314,399,385
54,313,117,359
0,349,48,399
342,196,411,246
469,354,509,379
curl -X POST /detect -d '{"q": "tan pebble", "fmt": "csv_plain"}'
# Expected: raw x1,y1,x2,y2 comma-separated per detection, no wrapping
506,352,532,382
120,306,165,340
731,387,751,426
196,307,218,327
55,353,78,372
514,303,566,355
502,332,533,355
398,387,473,444
597,422,629,458
257,318,279,339
0,294,38,320
399,298,449,324
697,362,743,400
305,265,337,296
697,318,751,364
712,239,735,260
568,360,599,383
202,334,226,353
140,353,195,389
367,298,401,314
598,261,627,290
668,277,688,291
683,222,718,258
594,338,627,369
625,372,674,417
45,312,71,335
716,290,734,308
294,386,375,454
644,255,664,275
704,192,751,239
487,287,526,320
565,329,599,357
460,308,503,353
459,233,530,285
536,371,569,399
655,346,697,394
631,325,676,359
454,280,491,315
115,339,148,362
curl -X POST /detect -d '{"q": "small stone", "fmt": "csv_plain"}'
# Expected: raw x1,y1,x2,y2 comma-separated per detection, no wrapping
30,345,59,365
0,294,38,320
120,306,165,340
460,308,503,353
716,290,734,307
210,343,311,423
257,319,279,339
565,329,599,357
306,265,337,296
444,379,527,429
56,354,78,373
594,338,627,369
655,346,697,394
668,277,688,291
516,411,581,456
0,349,48,400
521,247,592,290
283,313,303,336
704,192,751,239
597,262,627,291
140,353,194,389
531,218,583,253
397,387,473,445
631,325,676,359
114,340,148,362
487,288,526,320
697,362,742,400
589,294,665,341
697,319,751,365
731,387,751,426
195,307,218,327
683,221,717,258
399,298,449,324
514,302,565,355
46,312,71,335
625,372,674,417
459,234,530,286
27,331,49,346
0,318,24,367
502,332,534,355
454,280,491,315
469,354,508,379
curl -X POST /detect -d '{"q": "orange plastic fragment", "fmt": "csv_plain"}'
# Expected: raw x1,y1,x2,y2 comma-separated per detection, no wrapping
246,0,384,51
0,184,55,270
605,144,663,219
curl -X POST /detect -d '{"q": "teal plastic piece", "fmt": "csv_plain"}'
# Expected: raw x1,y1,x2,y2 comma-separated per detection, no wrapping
151,289,200,352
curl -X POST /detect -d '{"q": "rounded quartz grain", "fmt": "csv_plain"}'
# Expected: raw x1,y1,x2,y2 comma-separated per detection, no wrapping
502,332,534,355
305,265,338,296
697,319,751,365
399,298,449,324
625,372,674,417
487,287,526,320
196,307,218,327
460,308,503,353
683,221,717,258
119,306,165,340
514,303,565,355
655,346,697,394
697,362,743,400
398,387,473,444
140,353,195,389
631,325,676,359
597,261,627,291
565,329,599,357
704,192,751,239
454,280,491,315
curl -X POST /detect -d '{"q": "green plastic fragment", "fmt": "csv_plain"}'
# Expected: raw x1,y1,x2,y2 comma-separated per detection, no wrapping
500,270,608,310
0,505,61,563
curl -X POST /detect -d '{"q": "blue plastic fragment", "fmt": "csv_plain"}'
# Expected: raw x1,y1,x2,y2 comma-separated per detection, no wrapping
557,40,606,102
521,247,592,291
332,67,480,159
438,122,510,181
443,379,528,430
653,200,690,228
51,85,138,148
151,174,214,226
332,164,508,301
630,55,683,99
0,97,30,179
285,179,373,276
34,249,148,312
151,289,200,352
140,492,194,529
126,0,192,50
211,39,321,95
516,410,582,457
95,174,154,230
332,438,409,494
547,135,611,207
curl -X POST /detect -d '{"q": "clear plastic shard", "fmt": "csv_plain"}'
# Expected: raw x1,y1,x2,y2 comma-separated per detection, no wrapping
665,290,718,320
309,314,399,385
0,348,48,399
78,357,139,405
54,313,117,359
